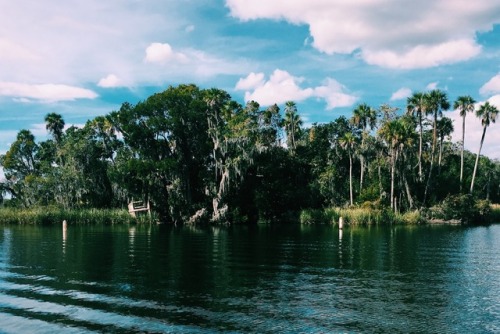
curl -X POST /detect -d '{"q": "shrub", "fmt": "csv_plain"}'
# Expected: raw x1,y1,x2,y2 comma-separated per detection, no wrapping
300,209,330,224
491,204,500,223
439,194,491,225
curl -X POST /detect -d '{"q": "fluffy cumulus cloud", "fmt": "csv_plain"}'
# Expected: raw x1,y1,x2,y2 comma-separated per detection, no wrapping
313,78,358,110
236,70,357,109
144,43,188,64
480,73,500,95
390,87,412,101
446,95,500,159
97,74,121,88
237,69,314,106
235,72,265,91
226,0,500,69
0,82,97,102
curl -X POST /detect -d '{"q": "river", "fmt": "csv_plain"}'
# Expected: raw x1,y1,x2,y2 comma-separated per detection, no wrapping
0,223,498,333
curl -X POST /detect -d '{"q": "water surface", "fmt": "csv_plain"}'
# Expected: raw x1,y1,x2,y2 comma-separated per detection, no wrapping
0,223,498,333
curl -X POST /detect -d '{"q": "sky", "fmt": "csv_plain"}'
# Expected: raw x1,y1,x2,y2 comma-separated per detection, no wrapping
1,0,500,161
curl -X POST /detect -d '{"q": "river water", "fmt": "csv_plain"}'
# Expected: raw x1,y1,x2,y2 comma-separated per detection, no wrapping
0,223,498,333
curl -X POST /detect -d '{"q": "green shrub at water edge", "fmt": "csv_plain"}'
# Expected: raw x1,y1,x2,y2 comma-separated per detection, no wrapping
434,194,492,225
491,204,500,223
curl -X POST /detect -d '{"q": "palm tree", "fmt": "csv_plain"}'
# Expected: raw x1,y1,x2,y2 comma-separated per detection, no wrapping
378,116,416,212
44,113,65,144
453,95,476,190
406,92,426,180
350,103,377,191
436,116,454,170
284,101,302,152
470,102,499,193
339,132,358,206
423,89,450,204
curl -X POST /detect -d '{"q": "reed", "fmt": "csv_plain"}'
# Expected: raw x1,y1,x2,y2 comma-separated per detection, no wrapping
299,207,425,226
0,207,157,225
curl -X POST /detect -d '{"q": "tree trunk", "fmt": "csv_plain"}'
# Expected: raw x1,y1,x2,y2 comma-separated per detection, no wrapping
404,174,414,209
470,126,487,193
378,160,383,200
349,153,353,206
390,149,395,210
423,130,438,206
487,172,491,200
438,137,444,174
460,115,465,191
418,113,423,181
359,154,364,192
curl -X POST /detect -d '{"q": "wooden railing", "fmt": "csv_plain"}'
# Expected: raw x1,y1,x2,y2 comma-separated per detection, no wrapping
128,201,150,217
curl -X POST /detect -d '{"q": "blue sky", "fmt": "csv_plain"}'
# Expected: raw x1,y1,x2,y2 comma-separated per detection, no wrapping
1,0,500,160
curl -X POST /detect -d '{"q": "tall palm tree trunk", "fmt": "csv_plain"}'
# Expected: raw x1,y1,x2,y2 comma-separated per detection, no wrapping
418,114,423,181
349,153,353,206
470,126,487,193
460,115,465,191
390,149,395,211
423,142,436,206
438,138,444,174
359,155,364,191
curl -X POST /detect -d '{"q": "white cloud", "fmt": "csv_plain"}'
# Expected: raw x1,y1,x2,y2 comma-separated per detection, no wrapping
238,69,314,106
390,87,412,101
446,95,500,159
235,70,357,109
226,0,499,69
0,82,98,102
480,73,500,95
97,74,121,88
235,72,265,90
313,78,358,110
144,43,188,64
361,39,481,69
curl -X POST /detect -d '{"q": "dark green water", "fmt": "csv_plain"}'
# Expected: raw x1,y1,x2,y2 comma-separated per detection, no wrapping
0,223,498,333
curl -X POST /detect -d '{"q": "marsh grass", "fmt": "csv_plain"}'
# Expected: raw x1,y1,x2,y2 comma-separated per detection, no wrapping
0,207,157,225
300,207,425,226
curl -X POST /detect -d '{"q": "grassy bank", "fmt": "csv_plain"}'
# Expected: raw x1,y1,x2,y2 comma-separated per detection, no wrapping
299,207,425,226
300,200,499,226
0,207,157,225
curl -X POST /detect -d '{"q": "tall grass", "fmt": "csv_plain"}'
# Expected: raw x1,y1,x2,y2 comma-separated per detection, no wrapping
0,207,157,225
300,207,425,226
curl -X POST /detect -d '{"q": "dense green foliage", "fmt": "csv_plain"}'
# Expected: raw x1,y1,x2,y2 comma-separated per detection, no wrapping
1,84,499,224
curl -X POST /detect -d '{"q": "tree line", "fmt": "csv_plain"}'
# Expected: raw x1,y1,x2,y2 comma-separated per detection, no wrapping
1,84,499,223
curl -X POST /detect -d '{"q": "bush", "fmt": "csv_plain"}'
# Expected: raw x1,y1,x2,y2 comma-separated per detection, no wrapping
439,194,491,225
491,204,500,223
298,208,340,225
300,209,332,224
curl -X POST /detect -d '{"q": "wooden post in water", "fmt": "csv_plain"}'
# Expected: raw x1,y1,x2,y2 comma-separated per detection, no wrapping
339,217,344,230
62,220,67,253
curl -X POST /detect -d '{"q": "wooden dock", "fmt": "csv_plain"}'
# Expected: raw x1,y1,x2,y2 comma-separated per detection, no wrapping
128,201,151,217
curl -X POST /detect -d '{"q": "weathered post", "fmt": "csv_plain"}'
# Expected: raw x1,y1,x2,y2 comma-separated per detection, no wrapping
339,217,344,230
